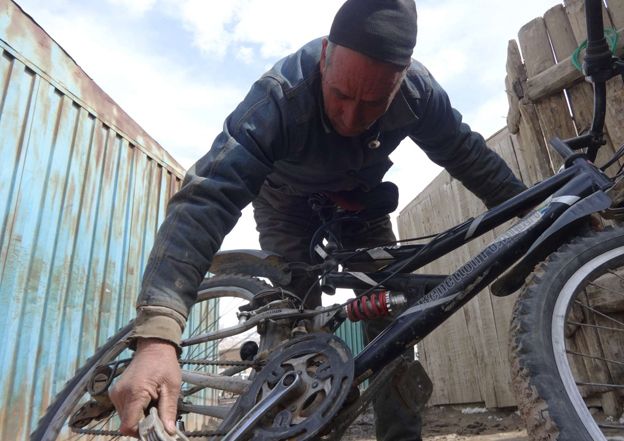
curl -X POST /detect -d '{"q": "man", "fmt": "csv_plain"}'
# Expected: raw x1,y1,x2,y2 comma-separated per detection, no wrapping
110,0,526,439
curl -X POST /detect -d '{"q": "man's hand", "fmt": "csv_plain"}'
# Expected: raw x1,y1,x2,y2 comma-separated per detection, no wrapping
109,338,181,437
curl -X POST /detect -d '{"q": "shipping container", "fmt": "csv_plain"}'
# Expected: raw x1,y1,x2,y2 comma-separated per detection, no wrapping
0,1,188,438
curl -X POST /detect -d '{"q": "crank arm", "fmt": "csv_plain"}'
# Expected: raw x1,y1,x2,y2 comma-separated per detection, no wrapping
222,372,304,441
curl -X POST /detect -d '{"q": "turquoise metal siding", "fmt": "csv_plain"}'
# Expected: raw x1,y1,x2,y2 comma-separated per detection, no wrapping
0,1,189,438
335,320,365,355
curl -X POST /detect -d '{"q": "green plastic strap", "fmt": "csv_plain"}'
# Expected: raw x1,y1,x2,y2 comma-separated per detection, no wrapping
572,28,619,72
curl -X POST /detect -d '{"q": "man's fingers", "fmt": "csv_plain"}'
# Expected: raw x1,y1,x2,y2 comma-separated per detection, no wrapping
158,385,180,434
118,395,148,437
110,380,149,437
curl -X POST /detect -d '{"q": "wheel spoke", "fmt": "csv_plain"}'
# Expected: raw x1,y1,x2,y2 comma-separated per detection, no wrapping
587,280,624,299
606,269,624,283
566,320,624,333
573,300,624,327
597,422,624,429
566,349,624,367
575,381,624,389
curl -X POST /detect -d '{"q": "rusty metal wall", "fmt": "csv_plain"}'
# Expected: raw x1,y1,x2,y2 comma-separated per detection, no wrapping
0,1,187,438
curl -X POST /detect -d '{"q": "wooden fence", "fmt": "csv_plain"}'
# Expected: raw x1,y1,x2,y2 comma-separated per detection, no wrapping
397,0,624,408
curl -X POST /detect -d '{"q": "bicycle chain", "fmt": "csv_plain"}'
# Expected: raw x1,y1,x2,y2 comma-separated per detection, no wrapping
72,427,228,437
179,358,259,368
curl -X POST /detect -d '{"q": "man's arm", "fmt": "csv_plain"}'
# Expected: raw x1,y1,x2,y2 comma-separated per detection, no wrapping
408,68,527,208
133,75,289,345
110,75,289,435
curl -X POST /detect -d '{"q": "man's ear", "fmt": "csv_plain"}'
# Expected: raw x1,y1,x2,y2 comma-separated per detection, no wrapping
320,37,328,74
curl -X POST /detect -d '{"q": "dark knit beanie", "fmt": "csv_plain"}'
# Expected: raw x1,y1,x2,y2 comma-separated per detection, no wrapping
329,0,417,67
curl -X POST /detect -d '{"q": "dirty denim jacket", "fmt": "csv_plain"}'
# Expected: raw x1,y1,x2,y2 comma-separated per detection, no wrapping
133,38,527,345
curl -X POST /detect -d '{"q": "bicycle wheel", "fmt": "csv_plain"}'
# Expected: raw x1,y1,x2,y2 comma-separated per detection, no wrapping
510,227,624,441
32,274,270,441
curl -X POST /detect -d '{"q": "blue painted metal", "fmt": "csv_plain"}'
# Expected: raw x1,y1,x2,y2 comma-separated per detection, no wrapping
335,320,365,356
0,1,190,438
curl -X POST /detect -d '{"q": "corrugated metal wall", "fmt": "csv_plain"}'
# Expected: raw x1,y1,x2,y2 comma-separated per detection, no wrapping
335,320,365,355
0,1,188,438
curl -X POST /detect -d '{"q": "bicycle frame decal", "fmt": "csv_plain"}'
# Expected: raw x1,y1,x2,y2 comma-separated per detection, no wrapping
407,210,544,313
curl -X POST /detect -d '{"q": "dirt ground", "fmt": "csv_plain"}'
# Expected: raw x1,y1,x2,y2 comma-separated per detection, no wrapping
343,405,528,441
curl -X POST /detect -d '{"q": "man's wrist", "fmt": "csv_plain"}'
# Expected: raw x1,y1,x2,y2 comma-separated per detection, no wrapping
128,306,186,356
136,337,178,353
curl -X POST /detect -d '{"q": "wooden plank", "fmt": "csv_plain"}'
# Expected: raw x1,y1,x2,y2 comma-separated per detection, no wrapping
544,4,617,172
449,179,498,407
583,268,624,404
607,0,624,30
525,29,624,102
592,312,624,413
565,0,612,43
506,40,553,184
451,174,512,408
575,289,622,417
506,74,521,135
428,177,483,405
565,0,624,149
410,173,483,406
519,17,578,170
585,271,624,312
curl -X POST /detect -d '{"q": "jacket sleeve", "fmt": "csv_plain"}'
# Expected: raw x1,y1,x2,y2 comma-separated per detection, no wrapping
408,71,526,209
131,76,288,345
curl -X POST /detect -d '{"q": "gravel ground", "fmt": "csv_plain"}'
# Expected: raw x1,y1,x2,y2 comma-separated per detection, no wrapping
342,405,528,441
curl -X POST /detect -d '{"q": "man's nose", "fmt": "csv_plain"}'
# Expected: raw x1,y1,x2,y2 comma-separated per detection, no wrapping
342,103,362,130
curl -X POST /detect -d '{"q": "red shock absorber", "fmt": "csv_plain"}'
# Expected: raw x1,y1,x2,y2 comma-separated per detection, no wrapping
345,291,408,322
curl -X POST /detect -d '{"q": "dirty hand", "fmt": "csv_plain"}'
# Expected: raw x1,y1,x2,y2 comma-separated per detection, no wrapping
109,338,181,437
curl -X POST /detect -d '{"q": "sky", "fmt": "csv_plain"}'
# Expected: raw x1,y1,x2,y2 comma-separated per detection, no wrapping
14,0,562,256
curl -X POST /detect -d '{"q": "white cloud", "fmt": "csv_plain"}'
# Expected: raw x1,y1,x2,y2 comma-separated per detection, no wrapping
164,0,246,57
107,0,156,15
231,0,342,58
166,0,343,60
236,46,254,64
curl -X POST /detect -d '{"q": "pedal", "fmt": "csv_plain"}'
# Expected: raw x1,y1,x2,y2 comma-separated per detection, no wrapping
138,407,189,441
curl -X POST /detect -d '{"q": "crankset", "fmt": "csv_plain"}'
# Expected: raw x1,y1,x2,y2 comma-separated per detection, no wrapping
214,333,354,441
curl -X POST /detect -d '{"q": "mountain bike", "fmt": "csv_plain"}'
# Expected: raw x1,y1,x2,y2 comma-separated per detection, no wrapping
32,0,624,439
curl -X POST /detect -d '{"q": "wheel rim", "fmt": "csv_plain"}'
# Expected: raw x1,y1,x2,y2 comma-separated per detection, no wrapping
42,281,262,440
552,246,624,441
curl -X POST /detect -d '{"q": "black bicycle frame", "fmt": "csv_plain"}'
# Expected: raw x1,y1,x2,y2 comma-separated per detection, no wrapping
347,153,613,382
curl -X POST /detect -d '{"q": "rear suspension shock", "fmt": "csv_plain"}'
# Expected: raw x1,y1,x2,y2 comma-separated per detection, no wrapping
345,291,407,322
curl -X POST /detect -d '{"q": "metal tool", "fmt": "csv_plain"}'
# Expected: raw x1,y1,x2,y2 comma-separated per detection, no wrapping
138,407,190,441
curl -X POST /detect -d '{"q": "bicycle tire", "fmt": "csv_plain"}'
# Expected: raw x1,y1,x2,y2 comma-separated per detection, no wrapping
510,227,624,440
31,274,270,441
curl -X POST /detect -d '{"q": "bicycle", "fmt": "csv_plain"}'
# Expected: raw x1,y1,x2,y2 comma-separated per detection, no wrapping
32,0,624,439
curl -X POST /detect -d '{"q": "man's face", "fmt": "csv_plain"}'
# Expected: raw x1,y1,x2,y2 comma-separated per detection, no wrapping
320,39,406,137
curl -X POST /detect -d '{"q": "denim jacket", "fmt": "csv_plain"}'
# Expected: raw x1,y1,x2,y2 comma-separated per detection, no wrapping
133,38,526,345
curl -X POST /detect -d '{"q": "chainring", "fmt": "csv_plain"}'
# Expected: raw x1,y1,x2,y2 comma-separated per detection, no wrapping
216,332,354,441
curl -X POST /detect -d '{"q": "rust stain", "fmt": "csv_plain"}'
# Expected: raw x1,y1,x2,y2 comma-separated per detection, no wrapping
2,1,185,179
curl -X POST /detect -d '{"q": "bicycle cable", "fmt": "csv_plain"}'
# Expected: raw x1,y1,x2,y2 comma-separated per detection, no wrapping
300,219,472,313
